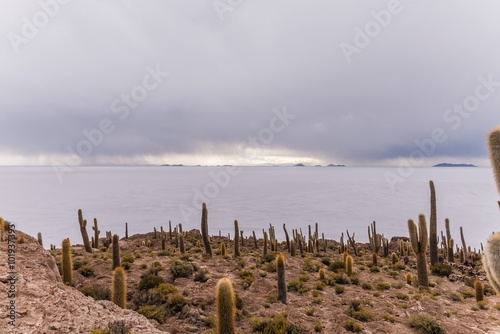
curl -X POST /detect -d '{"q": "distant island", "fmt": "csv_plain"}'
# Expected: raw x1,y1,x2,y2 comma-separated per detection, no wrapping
293,163,346,167
161,164,184,167
433,163,477,167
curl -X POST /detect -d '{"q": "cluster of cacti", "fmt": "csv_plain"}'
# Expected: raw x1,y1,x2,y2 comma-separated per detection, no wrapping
62,238,73,285
92,218,100,248
408,214,429,287
346,230,359,256
112,267,127,308
368,221,381,254
112,234,120,269
215,277,236,334
201,203,212,257
429,180,438,266
276,253,287,304
234,220,240,257
78,209,92,253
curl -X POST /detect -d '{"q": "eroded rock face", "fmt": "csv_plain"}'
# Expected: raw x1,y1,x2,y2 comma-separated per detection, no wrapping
0,231,167,334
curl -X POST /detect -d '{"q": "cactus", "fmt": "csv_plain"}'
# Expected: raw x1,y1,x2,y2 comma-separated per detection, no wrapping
283,224,291,252
368,221,381,254
78,209,92,253
234,220,240,257
125,222,128,239
484,233,500,294
346,254,353,276
319,268,326,281
372,252,378,267
62,238,73,285
290,240,296,257
174,227,179,248
448,238,455,263
276,253,287,304
460,226,468,260
161,232,166,250
408,214,429,287
37,232,43,247
240,231,244,247
179,223,185,254
0,217,4,242
382,237,389,257
169,220,172,239
405,273,412,285
391,252,398,265
201,203,212,257
220,242,226,256
298,239,304,257
92,218,100,248
488,126,500,193
263,231,268,256
346,230,359,256
252,231,258,249
429,180,438,266
112,267,127,308
474,280,484,302
215,277,236,334
112,234,120,270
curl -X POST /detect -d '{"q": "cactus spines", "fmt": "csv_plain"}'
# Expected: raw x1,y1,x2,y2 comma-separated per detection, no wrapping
215,277,236,334
408,214,429,287
201,203,212,257
483,233,500,295
474,280,484,302
276,253,287,304
460,226,468,260
78,209,92,253
488,126,500,194
234,220,240,257
112,267,127,308
112,234,121,270
62,238,72,285
346,254,353,276
0,217,4,242
429,180,438,266
92,218,100,248
37,232,43,247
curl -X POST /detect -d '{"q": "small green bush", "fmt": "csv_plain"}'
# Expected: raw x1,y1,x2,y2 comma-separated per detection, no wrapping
329,260,346,273
138,273,164,291
170,260,193,279
344,299,374,322
249,312,303,333
77,264,94,277
194,268,210,282
431,263,453,277
79,285,111,301
409,314,443,334
345,320,363,332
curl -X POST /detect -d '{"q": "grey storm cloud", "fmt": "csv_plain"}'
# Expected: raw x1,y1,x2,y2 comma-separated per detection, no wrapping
1,0,500,165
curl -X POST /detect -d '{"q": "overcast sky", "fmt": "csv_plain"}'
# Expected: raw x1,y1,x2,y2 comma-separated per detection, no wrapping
1,0,500,167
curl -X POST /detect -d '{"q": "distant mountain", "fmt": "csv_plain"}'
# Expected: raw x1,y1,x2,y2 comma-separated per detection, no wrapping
433,163,477,167
161,164,184,167
294,163,306,167
327,164,346,167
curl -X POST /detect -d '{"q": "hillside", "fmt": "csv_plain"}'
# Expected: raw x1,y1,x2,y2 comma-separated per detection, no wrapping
2,224,500,333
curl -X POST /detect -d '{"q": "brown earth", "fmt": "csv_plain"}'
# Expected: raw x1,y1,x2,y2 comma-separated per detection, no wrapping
2,227,500,334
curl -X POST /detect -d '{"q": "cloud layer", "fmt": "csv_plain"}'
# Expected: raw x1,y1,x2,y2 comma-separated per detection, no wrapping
1,0,500,166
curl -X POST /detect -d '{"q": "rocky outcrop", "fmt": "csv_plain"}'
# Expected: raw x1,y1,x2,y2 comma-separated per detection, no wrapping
0,231,166,334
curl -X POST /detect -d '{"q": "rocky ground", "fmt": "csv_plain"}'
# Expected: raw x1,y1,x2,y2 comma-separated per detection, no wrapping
2,225,500,334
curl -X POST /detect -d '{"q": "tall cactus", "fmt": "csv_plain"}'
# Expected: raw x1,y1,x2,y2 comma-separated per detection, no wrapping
37,232,43,247
276,253,287,304
234,220,240,257
62,238,73,285
78,209,92,253
283,224,291,252
112,267,127,308
215,277,236,334
445,218,454,263
201,203,212,257
489,126,500,193
92,218,100,249
179,224,185,254
429,180,438,266
252,230,258,249
125,222,128,239
263,231,268,256
346,254,354,276
460,226,468,261
112,234,121,270
408,214,429,287
368,221,381,254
